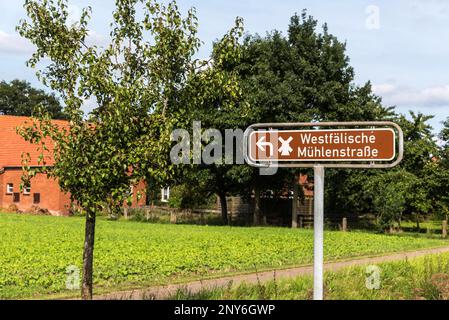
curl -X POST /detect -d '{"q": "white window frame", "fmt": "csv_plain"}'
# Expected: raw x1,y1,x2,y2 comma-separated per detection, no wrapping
6,183,13,194
161,187,170,202
23,186,31,195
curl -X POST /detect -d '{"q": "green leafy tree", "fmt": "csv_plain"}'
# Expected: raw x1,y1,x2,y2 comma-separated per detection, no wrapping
330,111,439,222
397,112,438,174
439,117,449,168
169,18,249,225
396,112,439,223
364,170,417,232
359,111,439,231
0,79,65,118
236,11,393,223
432,117,449,220
17,0,242,299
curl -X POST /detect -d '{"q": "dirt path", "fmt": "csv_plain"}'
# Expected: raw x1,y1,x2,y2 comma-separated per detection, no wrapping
94,245,449,300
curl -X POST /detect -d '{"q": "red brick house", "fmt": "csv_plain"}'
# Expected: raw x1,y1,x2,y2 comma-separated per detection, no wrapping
0,115,145,215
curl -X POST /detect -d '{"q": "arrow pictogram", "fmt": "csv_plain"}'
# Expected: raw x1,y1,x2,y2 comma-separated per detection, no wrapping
256,136,273,157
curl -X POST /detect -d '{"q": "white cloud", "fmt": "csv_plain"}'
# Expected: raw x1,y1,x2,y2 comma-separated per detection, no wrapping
0,30,34,55
371,84,396,95
410,0,449,19
86,31,109,48
67,4,81,26
81,96,99,115
373,83,449,107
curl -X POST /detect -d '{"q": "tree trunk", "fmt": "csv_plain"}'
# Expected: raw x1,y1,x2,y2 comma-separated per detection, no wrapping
253,186,261,226
443,220,448,239
416,213,420,230
81,208,96,300
218,193,228,225
291,177,298,228
342,217,347,232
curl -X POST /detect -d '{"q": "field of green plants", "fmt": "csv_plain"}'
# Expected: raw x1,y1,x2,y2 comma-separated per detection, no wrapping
0,213,448,299
172,252,449,300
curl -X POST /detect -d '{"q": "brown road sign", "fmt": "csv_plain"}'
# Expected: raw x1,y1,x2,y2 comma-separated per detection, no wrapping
248,128,396,162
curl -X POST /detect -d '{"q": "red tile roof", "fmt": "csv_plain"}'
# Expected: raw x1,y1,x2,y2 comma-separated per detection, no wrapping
0,115,68,168
299,174,314,197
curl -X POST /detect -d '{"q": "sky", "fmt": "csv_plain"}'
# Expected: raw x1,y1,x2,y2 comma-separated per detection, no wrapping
0,0,448,134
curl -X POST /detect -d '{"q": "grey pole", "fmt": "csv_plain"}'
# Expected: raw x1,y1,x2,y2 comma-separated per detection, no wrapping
313,165,324,300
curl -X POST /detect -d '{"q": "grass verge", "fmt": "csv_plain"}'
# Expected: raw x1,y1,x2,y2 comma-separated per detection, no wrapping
170,252,449,300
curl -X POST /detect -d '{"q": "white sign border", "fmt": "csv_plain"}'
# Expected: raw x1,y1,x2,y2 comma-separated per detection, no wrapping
248,128,396,163
243,121,404,169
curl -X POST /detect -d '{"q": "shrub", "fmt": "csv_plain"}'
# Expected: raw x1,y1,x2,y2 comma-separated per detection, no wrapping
168,184,215,210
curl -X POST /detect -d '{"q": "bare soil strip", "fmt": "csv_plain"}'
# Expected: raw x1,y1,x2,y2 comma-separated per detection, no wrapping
93,246,449,300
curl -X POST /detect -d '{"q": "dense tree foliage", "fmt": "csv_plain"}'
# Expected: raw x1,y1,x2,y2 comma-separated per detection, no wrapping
0,79,65,118
239,13,392,125
432,118,449,220
364,170,419,231
327,112,441,228
174,18,249,224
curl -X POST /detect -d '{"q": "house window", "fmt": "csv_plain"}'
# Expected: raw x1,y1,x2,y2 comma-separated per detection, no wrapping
13,193,20,203
23,186,31,195
6,183,13,194
161,187,170,202
33,193,41,204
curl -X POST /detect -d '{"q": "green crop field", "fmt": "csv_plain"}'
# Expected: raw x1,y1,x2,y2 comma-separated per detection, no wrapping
0,213,448,299
172,252,449,300
401,220,445,232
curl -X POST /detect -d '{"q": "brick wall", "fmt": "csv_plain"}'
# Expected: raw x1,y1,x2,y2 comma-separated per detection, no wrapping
0,169,147,216
128,180,147,207
0,169,71,215
0,171,3,208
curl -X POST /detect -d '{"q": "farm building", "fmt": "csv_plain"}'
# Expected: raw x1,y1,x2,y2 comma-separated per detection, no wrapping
0,115,145,215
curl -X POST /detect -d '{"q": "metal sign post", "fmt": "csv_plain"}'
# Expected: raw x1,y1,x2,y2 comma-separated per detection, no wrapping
313,165,324,300
244,121,403,301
